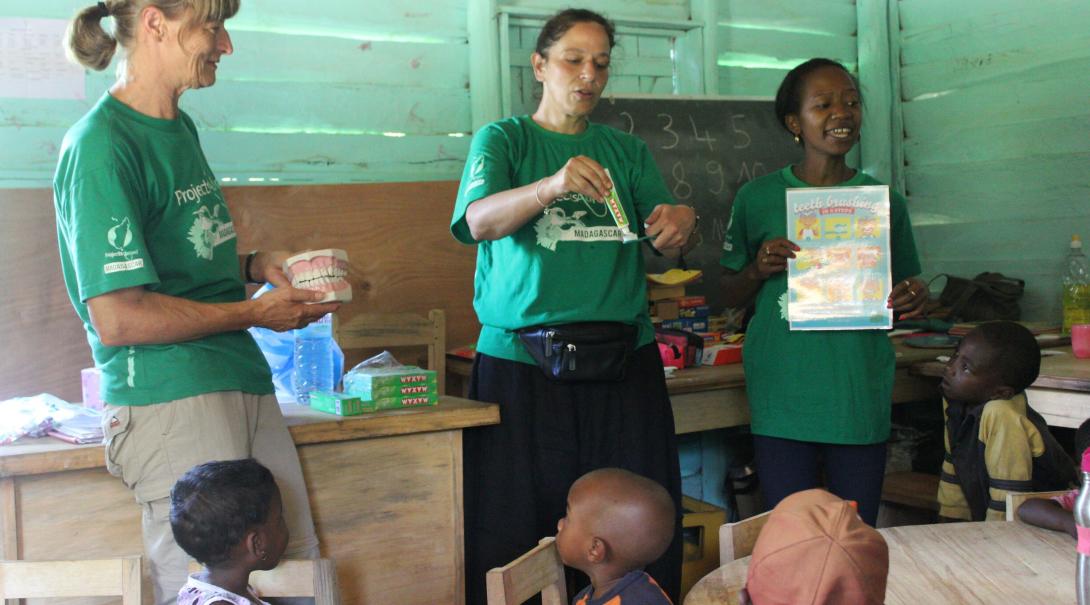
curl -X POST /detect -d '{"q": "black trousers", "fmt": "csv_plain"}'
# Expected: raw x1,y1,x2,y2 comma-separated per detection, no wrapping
463,343,683,605
752,434,888,526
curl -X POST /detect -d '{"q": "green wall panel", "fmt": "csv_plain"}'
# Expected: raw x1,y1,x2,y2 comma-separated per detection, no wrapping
899,0,1090,323
0,0,472,187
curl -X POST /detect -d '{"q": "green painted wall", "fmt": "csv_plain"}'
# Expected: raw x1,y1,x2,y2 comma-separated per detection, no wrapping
898,0,1090,323
0,1,474,186
3,0,1088,323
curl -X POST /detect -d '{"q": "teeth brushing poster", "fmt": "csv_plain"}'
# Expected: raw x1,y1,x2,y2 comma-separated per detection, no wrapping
785,185,892,331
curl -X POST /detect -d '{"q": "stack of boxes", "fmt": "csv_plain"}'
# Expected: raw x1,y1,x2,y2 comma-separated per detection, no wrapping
648,274,742,367
310,365,438,416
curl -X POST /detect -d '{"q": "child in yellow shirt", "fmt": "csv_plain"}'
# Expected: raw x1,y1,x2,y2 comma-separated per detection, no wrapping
937,321,1075,521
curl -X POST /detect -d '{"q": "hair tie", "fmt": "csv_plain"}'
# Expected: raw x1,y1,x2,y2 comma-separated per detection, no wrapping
97,2,109,16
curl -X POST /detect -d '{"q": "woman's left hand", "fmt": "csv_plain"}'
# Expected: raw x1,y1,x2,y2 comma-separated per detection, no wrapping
644,204,697,251
889,276,929,320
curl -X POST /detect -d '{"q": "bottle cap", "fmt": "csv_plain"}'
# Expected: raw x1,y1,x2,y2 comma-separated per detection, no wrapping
1073,235,1083,250
1081,447,1090,472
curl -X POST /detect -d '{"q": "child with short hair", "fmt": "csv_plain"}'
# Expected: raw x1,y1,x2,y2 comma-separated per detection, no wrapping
555,468,675,605
1016,417,1090,537
740,489,888,605
170,459,288,605
937,321,1075,521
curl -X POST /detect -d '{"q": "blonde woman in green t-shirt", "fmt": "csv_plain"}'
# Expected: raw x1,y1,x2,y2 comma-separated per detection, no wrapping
57,3,338,603
719,59,929,526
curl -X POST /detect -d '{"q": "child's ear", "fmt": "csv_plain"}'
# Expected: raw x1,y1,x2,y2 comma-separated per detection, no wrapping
587,536,609,564
991,383,1017,401
245,528,265,561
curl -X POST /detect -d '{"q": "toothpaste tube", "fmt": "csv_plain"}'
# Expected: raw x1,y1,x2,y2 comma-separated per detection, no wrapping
603,169,638,243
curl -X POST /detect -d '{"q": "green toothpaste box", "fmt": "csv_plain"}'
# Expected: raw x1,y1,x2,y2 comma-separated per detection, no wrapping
343,367,438,397
309,391,376,416
373,391,439,411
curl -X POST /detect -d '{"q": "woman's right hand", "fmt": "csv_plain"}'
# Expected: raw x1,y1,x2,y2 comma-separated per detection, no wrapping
542,155,613,203
749,238,799,280
252,286,340,332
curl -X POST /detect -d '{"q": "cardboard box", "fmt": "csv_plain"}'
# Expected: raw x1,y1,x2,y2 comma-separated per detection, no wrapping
678,305,710,319
701,344,743,366
80,367,103,410
374,392,438,410
661,318,709,332
677,295,707,308
652,300,680,320
310,391,376,416
647,284,686,301
343,367,438,397
681,496,726,601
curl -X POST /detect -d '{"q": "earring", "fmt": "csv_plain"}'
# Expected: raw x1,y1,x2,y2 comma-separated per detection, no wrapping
258,551,268,561
793,134,801,144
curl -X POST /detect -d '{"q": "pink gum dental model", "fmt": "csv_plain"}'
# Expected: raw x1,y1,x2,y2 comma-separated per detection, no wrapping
283,248,353,303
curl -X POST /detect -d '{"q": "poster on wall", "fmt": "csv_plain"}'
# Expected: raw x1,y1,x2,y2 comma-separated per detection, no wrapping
785,185,892,330
0,18,85,100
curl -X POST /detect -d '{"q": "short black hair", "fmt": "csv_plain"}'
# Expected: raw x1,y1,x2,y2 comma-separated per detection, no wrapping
774,58,860,136
535,9,616,57
969,321,1041,393
1076,418,1090,458
170,459,278,567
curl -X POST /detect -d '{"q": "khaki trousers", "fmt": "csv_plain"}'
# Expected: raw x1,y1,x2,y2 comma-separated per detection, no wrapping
103,392,319,605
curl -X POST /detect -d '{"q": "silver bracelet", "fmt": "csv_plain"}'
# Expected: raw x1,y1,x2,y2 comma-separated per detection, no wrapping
534,178,552,208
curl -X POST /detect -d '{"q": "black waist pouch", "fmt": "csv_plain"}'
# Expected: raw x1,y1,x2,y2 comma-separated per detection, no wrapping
516,321,637,382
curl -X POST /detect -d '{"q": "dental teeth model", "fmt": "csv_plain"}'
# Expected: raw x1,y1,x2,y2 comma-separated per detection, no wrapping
283,248,353,303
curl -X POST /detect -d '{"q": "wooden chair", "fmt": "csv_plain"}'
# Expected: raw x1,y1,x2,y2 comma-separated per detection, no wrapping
335,308,446,395
0,556,141,604
719,510,772,562
1005,490,1071,522
188,559,341,604
486,536,566,605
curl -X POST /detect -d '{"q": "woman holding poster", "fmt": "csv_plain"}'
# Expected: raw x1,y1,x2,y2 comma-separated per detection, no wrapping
719,58,928,525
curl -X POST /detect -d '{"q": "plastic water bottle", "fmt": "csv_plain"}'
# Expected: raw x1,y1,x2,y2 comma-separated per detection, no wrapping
1063,235,1090,333
1075,449,1090,604
292,314,334,405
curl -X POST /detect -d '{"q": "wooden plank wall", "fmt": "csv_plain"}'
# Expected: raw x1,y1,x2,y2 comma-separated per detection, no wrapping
714,0,858,97
0,182,476,402
0,1,473,187
898,0,1090,322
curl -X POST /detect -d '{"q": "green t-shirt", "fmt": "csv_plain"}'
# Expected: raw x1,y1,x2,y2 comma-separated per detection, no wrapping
53,94,273,406
719,166,921,444
450,116,674,364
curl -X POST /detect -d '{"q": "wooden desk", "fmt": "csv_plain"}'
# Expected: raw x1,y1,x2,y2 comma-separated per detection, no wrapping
448,343,942,435
685,521,1073,605
913,347,1090,428
0,397,498,605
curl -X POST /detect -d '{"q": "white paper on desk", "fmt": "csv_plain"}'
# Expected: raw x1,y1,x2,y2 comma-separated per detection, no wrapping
0,18,85,100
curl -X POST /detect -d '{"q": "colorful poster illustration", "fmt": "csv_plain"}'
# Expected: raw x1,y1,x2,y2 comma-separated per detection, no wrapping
786,185,892,330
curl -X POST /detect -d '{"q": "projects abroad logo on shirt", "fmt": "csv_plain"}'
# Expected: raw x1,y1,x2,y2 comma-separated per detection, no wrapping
532,192,629,252
176,178,236,260
102,216,145,274
464,156,486,194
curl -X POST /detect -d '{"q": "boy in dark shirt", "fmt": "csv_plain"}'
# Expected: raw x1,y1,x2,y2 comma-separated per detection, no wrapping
556,468,675,605
937,321,1075,521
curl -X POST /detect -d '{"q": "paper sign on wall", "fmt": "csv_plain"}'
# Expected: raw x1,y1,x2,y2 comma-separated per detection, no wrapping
0,18,85,100
785,185,892,331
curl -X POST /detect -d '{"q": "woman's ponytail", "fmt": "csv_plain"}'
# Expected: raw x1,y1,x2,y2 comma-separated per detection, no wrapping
65,2,117,71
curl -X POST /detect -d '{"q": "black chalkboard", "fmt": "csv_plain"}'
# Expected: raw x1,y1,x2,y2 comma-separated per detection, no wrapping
590,95,803,314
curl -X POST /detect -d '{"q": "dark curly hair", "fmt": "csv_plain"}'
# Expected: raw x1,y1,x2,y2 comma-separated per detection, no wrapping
169,459,278,567
774,58,861,136
535,8,616,57
969,320,1041,394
